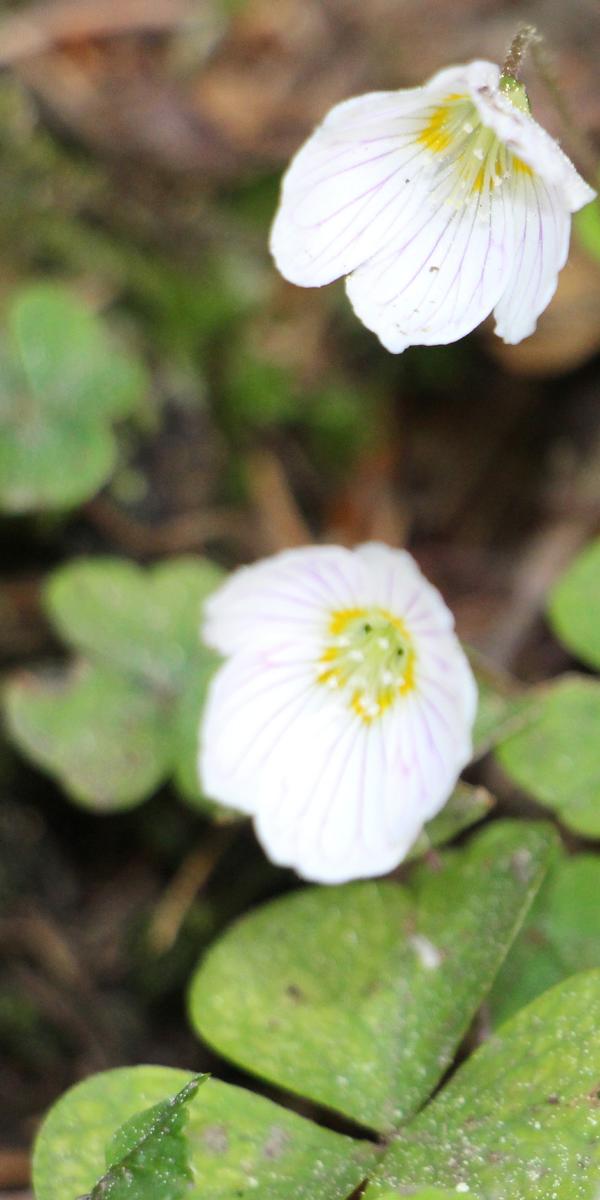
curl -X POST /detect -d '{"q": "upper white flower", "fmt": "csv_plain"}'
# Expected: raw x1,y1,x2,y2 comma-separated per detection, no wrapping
270,60,596,353
199,543,477,884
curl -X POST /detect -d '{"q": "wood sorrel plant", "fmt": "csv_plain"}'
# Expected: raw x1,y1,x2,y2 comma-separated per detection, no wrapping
12,27,600,1200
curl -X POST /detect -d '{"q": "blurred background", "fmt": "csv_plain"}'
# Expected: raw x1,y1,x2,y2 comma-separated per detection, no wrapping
1,1,600,1195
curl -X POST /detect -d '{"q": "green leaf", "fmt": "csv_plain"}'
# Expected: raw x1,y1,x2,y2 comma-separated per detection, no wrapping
10,283,146,420
0,283,147,512
32,1066,375,1200
4,556,224,812
369,970,600,1199
84,1075,205,1199
548,537,600,670
496,675,600,836
188,821,556,1132
4,661,171,811
469,651,538,758
0,414,117,512
488,852,600,1027
377,1193,475,1200
45,557,224,692
575,197,600,264
408,782,493,860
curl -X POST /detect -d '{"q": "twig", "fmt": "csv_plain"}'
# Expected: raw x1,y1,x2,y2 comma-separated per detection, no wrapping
246,448,312,552
146,825,237,955
481,516,598,669
0,1150,30,1191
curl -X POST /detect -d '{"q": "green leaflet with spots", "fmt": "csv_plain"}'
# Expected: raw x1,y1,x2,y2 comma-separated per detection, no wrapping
368,971,600,1200
189,821,556,1132
32,1066,375,1200
488,851,600,1027
83,1075,204,1199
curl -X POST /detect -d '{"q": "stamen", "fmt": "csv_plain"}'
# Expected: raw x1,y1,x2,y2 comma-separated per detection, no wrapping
317,606,416,723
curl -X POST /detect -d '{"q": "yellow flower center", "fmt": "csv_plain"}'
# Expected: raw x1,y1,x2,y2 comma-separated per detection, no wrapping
417,93,532,206
317,606,416,724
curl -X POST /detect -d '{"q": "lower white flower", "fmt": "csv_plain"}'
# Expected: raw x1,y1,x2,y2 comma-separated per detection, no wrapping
270,60,596,353
199,543,477,883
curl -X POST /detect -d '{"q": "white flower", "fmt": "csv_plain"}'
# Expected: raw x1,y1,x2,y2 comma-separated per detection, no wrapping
199,543,477,883
270,60,596,353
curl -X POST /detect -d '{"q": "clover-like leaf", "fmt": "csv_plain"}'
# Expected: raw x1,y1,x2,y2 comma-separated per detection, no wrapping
32,1066,375,1200
488,852,600,1027
0,283,147,512
469,651,538,758
548,537,600,670
4,661,171,811
188,821,556,1132
83,1074,205,1199
369,970,600,1199
45,557,224,692
496,675,600,836
4,557,224,812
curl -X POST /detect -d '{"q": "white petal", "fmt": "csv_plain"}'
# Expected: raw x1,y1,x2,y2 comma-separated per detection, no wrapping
199,652,320,814
270,88,447,288
254,708,428,884
202,545,365,657
345,172,510,352
356,542,454,632
468,85,596,212
493,171,570,344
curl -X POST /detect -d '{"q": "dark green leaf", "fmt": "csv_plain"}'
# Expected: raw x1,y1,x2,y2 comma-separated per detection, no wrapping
189,821,556,1132
32,1066,375,1200
369,971,600,1199
488,852,600,1026
83,1075,204,1200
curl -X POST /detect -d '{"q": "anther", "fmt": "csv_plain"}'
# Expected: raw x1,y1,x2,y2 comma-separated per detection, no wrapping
377,637,390,650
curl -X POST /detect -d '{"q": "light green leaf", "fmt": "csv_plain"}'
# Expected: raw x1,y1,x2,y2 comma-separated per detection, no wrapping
0,413,116,512
188,821,556,1132
32,1066,375,1200
369,970,600,1199
0,283,147,512
548,537,600,670
377,1192,474,1200
408,782,493,860
5,556,223,812
45,556,224,692
10,282,146,420
84,1075,205,1199
469,651,537,758
488,852,600,1027
4,661,171,811
575,197,600,264
496,675,600,836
